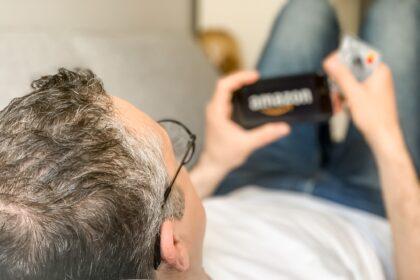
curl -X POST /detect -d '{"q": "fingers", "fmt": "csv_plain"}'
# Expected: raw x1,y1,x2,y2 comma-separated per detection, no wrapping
246,122,291,151
330,92,345,114
212,71,259,106
207,71,259,120
323,53,362,98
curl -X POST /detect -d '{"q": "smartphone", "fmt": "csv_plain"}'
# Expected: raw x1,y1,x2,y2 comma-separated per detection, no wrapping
232,73,332,129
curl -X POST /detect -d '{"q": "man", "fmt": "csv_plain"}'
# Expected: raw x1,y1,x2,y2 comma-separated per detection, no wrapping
0,2,418,280
0,60,418,280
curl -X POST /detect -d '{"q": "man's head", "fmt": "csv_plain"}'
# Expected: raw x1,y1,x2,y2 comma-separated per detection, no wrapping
0,69,206,279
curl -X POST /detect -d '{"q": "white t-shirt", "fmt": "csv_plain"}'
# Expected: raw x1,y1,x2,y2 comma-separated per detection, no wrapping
203,187,394,280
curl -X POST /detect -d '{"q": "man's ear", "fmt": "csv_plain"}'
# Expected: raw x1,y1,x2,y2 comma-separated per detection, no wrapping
160,219,190,272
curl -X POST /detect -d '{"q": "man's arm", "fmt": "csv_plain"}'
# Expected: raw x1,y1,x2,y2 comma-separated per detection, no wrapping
190,71,290,198
324,54,420,279
373,129,420,280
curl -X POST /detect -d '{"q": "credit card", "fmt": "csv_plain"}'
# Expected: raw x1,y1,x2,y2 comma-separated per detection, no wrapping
339,35,381,81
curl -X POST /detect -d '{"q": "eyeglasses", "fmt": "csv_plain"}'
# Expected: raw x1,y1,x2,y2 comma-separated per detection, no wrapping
153,119,196,270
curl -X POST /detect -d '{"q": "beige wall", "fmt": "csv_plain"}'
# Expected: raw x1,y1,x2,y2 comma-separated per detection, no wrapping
199,0,361,69
0,0,191,34
199,0,287,69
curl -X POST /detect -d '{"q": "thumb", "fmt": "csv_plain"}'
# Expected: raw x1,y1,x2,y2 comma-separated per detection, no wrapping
247,122,290,151
323,53,363,99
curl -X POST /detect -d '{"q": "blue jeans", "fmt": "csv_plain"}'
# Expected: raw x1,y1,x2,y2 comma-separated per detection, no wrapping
217,0,420,217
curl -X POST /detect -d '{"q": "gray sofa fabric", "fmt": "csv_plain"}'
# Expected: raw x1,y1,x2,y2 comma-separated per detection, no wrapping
0,32,218,163
0,0,192,35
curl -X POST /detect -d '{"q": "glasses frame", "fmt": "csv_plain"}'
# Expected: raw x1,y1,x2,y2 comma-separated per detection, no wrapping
153,119,196,270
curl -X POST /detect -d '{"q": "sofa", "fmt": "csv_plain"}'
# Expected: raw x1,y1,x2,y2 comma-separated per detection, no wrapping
0,0,218,163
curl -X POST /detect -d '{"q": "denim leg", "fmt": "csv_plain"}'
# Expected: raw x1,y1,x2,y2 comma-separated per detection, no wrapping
216,0,340,195
320,0,419,216
363,0,420,173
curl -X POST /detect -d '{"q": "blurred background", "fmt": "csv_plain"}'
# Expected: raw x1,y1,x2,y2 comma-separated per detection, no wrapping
0,0,371,161
197,0,371,71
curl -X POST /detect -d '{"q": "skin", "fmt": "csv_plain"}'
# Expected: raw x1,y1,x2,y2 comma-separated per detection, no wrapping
110,50,419,279
190,71,291,197
192,53,420,279
324,53,420,280
112,96,208,279
110,74,291,279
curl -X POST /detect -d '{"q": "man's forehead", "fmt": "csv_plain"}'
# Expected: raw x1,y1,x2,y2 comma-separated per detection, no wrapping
111,96,163,137
110,96,174,157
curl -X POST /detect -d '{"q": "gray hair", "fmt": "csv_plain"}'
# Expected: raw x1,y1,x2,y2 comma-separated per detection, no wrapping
0,68,184,279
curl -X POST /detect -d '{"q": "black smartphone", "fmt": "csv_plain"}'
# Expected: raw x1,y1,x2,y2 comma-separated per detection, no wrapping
232,73,332,129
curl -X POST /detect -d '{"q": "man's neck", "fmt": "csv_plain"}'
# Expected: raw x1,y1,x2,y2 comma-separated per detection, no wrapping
157,265,210,280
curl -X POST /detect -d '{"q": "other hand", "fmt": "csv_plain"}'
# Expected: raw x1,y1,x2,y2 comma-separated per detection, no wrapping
324,52,401,149
199,71,291,178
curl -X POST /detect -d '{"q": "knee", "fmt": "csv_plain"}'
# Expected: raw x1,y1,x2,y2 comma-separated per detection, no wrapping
258,0,340,75
268,0,339,49
285,0,335,15
364,0,419,38
276,0,337,32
